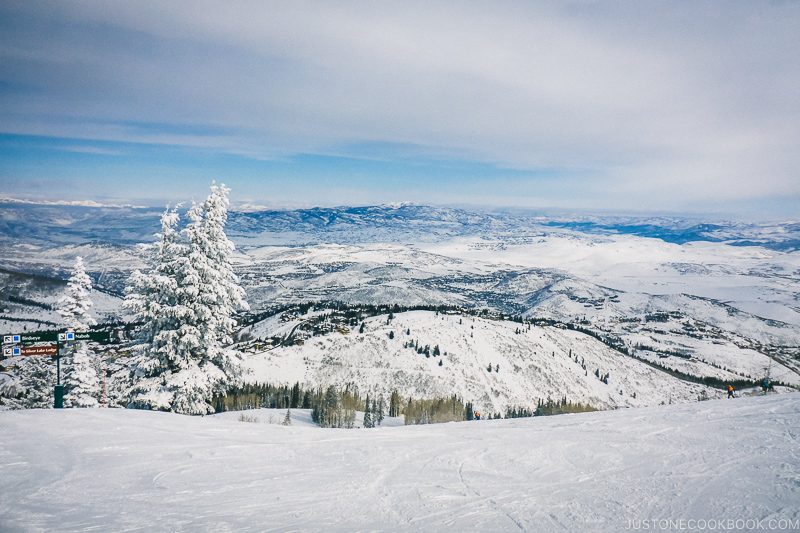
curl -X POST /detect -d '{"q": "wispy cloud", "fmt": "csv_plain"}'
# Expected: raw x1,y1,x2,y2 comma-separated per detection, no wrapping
0,1,798,213
51,144,126,156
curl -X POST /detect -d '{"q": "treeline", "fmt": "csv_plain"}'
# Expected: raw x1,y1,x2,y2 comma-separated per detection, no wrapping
533,397,598,417
403,395,467,425
213,382,310,412
215,382,610,427
4,294,54,310
239,301,526,330
475,398,598,420
312,385,364,428
213,382,469,427
214,383,372,428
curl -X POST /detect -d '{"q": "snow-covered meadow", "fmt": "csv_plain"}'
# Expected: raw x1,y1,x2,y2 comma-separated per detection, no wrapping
1,393,798,531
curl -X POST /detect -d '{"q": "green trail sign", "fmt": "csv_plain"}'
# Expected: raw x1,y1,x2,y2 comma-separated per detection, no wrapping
56,331,111,342
3,333,60,345
71,331,111,342
3,330,113,346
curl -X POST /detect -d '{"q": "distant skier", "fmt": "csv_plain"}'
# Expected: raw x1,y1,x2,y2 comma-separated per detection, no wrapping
761,378,773,394
475,411,481,421
727,384,735,399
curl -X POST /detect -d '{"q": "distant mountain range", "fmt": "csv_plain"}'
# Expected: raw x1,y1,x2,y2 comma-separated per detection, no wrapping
1,199,798,250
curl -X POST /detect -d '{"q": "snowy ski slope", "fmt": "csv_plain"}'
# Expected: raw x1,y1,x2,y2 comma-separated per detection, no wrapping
0,393,797,531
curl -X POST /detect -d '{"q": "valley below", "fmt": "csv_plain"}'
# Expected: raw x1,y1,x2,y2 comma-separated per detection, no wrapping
1,202,799,413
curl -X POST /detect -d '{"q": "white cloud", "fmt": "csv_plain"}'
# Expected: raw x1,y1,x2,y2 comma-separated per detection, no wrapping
1,1,798,210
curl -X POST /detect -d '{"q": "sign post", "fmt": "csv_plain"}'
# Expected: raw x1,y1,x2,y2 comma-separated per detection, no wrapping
2,329,115,409
54,339,63,409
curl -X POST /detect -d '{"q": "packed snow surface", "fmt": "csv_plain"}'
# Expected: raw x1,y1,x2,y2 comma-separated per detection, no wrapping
1,394,798,532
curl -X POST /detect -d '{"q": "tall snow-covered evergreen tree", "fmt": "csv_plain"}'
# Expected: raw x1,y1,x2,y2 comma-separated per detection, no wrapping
126,206,199,405
126,184,249,415
65,347,101,408
182,183,249,396
57,256,96,330
57,256,100,408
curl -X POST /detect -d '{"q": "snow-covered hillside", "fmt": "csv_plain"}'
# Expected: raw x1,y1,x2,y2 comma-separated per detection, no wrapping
0,268,125,333
232,238,800,383
244,311,717,413
1,394,797,531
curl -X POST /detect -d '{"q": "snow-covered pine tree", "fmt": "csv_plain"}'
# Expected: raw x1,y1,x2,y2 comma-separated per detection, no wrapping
126,206,205,412
126,184,249,415
65,347,101,408
282,408,292,426
3,355,55,409
183,184,249,389
57,257,99,408
126,207,187,373
57,256,96,330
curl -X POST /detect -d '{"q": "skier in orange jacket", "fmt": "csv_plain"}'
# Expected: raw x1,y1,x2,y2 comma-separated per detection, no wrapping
727,384,735,399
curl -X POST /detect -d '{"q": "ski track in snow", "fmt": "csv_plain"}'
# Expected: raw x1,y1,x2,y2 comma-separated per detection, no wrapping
0,394,798,532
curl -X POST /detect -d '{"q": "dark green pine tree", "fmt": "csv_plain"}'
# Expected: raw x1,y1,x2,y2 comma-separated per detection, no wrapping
363,393,373,428
290,382,301,408
389,390,401,417
376,395,385,425
321,385,339,428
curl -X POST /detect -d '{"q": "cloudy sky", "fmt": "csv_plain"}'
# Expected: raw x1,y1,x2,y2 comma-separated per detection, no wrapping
1,1,798,215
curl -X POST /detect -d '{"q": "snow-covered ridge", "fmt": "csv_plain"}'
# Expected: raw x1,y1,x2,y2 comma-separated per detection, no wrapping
244,310,720,413
0,196,145,209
